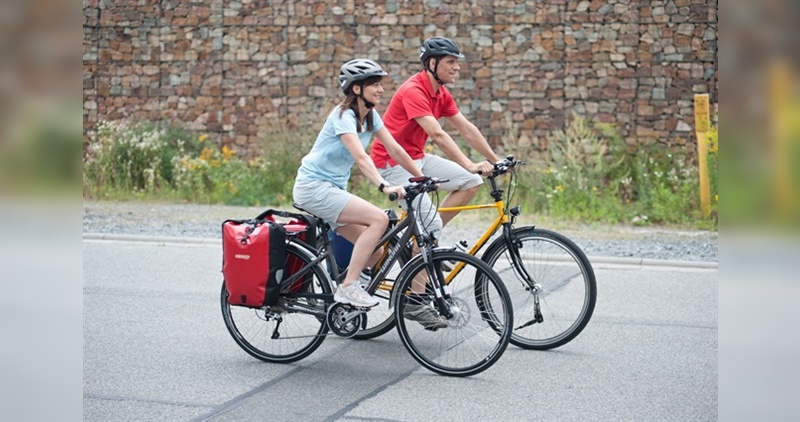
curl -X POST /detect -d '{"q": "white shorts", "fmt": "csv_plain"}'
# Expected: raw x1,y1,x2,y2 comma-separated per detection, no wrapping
377,154,483,237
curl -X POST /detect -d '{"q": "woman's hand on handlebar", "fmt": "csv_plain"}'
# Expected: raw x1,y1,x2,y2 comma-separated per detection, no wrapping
385,184,406,201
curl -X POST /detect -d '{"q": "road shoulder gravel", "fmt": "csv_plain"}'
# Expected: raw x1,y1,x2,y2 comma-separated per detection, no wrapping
83,200,718,268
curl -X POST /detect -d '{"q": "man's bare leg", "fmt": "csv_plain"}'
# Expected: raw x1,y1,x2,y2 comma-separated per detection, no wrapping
437,185,481,227
410,185,480,292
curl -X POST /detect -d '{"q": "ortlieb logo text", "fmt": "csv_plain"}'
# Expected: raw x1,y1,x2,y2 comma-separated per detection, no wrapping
234,254,250,260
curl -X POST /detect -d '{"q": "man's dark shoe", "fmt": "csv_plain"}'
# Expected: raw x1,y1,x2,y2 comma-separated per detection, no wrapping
404,303,448,330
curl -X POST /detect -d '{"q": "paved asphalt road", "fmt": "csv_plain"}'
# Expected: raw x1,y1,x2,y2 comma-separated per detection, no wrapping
83,238,717,421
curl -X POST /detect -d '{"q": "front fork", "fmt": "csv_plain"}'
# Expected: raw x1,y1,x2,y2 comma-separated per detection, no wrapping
430,260,454,319
417,242,454,319
502,221,544,328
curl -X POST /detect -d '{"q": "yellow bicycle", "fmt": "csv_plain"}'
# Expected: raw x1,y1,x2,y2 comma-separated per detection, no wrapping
354,156,597,350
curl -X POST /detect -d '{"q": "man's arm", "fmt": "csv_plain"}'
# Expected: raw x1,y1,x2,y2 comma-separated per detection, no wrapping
414,115,493,174
445,112,502,163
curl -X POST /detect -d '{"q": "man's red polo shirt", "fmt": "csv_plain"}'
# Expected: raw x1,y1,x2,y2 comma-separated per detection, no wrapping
371,70,460,168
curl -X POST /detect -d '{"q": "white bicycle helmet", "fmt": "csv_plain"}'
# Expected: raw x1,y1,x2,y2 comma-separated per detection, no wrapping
338,59,388,95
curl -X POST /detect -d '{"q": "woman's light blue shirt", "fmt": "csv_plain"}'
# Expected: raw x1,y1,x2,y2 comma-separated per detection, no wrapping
296,106,383,190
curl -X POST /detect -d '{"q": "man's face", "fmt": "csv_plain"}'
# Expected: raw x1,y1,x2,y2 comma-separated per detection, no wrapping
433,56,461,84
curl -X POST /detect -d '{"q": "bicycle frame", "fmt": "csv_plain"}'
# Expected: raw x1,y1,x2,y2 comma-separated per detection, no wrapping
278,180,448,312
402,165,536,288
437,203,506,258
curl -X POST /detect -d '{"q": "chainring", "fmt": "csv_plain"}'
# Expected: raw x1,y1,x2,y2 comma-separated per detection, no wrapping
326,303,365,338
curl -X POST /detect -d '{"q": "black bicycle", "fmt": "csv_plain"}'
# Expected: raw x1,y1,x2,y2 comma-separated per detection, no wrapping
220,176,513,377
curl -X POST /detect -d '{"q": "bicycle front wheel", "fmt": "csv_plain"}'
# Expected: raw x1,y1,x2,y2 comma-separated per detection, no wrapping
220,242,331,363
394,250,512,377
482,227,597,350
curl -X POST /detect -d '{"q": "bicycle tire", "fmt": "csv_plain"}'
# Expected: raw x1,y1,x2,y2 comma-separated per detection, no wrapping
352,236,410,340
220,242,331,363
481,227,596,350
393,250,512,377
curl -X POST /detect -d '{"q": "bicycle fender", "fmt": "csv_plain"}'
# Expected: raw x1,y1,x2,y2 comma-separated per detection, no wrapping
285,241,335,288
480,226,536,262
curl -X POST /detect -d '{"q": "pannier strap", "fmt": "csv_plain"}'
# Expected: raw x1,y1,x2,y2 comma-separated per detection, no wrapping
255,208,310,222
240,223,258,244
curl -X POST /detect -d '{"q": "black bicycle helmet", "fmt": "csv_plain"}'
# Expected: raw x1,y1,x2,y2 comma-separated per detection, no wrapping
338,59,388,95
419,36,465,64
419,37,464,85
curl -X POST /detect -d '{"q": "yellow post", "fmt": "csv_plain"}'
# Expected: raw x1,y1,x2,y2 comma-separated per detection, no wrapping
694,94,711,217
769,62,791,219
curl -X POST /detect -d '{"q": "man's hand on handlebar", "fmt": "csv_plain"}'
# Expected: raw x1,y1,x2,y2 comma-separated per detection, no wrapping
470,160,494,176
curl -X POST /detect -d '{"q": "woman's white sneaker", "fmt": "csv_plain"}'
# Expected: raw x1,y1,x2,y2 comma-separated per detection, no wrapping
333,283,379,307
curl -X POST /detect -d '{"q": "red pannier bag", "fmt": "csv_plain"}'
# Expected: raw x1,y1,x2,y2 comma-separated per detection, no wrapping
255,209,317,293
222,218,286,307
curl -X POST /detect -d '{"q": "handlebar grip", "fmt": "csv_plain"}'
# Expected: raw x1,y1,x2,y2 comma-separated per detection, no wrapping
388,192,398,201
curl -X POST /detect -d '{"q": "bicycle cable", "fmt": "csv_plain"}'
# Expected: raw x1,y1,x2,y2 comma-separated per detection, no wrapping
411,182,441,242
505,163,517,215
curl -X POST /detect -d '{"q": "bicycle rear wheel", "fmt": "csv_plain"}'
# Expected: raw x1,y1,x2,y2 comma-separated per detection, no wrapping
482,227,596,350
394,250,512,377
220,243,331,363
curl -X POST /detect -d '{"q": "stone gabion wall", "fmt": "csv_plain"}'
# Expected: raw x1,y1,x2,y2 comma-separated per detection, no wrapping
83,0,718,156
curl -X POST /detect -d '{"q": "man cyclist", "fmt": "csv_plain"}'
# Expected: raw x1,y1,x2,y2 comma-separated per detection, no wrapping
370,36,502,242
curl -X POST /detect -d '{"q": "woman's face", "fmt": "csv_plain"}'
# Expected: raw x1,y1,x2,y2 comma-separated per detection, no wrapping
356,79,385,105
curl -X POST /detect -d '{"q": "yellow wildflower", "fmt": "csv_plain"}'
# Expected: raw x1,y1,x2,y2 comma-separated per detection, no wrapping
221,145,236,160
199,147,214,162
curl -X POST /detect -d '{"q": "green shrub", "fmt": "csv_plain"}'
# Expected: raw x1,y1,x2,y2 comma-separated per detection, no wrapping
84,120,316,206
524,114,627,222
84,121,202,196
256,127,315,205
623,144,699,224
504,114,717,229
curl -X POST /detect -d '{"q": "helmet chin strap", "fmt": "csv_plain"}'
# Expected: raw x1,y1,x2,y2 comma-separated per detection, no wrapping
356,82,375,109
426,59,446,86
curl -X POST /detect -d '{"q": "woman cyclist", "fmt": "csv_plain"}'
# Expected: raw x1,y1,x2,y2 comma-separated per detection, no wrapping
292,59,424,307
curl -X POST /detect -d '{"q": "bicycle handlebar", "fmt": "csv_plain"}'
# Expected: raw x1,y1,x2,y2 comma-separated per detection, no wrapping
389,157,522,201
389,157,521,201
386,176,446,202
490,155,524,177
